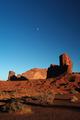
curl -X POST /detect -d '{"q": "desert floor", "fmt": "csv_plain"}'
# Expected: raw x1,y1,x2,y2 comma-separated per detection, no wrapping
0,105,80,120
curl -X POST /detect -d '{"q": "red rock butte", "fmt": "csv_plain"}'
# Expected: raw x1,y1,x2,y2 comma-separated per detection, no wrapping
59,53,72,73
8,53,73,81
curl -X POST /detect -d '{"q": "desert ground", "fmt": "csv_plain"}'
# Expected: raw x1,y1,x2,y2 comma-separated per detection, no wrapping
0,105,80,120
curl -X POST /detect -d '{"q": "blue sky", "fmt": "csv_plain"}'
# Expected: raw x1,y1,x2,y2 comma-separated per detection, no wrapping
0,0,80,80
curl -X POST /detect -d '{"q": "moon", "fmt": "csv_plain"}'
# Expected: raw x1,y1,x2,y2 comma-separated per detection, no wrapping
36,27,39,31
33,27,40,31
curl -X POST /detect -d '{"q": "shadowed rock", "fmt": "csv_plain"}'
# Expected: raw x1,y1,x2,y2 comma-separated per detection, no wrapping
47,64,67,78
8,71,17,80
17,75,28,81
47,53,72,78
8,71,28,81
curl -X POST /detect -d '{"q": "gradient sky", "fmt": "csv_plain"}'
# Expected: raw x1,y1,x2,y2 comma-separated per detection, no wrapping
0,0,80,80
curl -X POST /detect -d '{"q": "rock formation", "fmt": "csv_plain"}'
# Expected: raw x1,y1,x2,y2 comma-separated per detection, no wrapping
47,64,61,78
8,53,73,80
17,74,28,80
47,53,72,78
21,68,47,80
8,71,27,81
8,71,17,81
1,53,80,114
47,64,67,78
59,53,72,73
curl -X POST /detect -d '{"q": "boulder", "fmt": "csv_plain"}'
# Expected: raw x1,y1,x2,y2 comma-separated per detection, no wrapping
17,74,28,81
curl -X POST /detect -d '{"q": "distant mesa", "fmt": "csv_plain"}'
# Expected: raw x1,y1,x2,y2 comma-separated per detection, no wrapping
8,53,73,81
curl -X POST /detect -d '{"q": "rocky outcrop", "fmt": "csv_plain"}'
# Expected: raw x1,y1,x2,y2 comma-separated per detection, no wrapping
17,75,28,81
8,71,17,81
59,53,72,73
47,64,61,78
21,68,47,80
8,71,28,81
8,53,73,80
47,64,67,78
47,53,72,78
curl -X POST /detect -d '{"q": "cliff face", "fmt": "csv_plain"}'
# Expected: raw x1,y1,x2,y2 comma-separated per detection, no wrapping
59,53,72,73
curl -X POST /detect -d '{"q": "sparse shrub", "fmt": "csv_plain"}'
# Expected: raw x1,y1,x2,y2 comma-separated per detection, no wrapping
69,76,75,82
69,89,78,94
